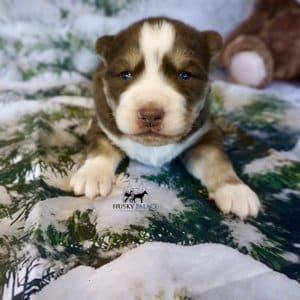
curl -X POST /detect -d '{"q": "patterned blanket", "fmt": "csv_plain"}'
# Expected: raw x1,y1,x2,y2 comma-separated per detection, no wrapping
0,0,299,299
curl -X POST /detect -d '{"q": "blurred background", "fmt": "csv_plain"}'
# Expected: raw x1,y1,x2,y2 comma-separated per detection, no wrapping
0,0,255,88
1,0,299,104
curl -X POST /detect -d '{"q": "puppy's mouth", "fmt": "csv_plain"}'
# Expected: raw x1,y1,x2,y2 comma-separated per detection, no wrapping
132,127,180,138
135,130,169,137
128,130,182,146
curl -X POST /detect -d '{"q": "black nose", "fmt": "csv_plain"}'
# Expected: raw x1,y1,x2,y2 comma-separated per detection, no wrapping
138,108,165,127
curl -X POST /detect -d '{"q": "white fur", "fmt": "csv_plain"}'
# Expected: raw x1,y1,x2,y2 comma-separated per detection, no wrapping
230,51,266,86
98,119,211,167
211,183,261,219
115,21,188,136
70,156,116,198
102,79,117,110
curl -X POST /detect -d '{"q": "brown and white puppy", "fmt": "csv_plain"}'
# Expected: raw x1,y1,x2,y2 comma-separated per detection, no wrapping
70,17,261,219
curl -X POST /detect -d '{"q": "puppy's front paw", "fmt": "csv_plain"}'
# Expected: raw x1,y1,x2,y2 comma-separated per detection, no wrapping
211,183,261,219
70,157,115,199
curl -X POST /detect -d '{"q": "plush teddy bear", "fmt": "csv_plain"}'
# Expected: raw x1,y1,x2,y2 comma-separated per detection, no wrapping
220,0,300,88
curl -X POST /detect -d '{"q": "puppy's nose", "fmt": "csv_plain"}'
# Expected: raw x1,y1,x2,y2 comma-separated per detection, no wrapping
138,108,165,127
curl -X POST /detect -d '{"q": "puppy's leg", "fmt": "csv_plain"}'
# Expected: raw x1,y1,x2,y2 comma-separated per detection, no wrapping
182,127,260,219
70,119,125,198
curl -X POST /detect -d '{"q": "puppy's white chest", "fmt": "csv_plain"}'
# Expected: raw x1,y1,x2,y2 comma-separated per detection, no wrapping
98,120,211,168
118,140,179,167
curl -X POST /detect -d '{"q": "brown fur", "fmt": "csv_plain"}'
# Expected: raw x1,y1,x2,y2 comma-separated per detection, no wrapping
94,17,221,144
86,118,124,161
182,127,241,195
222,35,274,88
91,17,235,190
221,0,300,88
92,64,121,137
71,17,260,218
93,17,222,138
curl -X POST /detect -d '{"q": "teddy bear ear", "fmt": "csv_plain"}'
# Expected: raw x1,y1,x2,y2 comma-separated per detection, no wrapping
95,35,114,60
202,31,223,58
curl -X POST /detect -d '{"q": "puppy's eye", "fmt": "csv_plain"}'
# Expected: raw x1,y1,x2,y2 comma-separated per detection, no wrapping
119,71,133,80
178,71,192,80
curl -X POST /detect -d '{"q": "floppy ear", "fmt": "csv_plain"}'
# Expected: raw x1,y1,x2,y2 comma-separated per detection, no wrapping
202,31,223,59
95,35,114,60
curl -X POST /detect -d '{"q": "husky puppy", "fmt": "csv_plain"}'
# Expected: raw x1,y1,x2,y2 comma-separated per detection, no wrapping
70,17,261,219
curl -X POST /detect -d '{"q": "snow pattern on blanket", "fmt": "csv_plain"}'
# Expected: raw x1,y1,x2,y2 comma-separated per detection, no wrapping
0,0,300,299
34,243,300,300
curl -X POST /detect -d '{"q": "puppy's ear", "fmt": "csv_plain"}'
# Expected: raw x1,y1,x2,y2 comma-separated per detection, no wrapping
202,31,223,59
95,35,114,60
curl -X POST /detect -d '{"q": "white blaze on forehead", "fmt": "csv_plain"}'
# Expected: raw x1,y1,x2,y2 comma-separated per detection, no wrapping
139,21,176,70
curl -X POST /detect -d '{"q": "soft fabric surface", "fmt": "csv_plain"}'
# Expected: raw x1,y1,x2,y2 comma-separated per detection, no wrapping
35,242,300,300
0,1,300,299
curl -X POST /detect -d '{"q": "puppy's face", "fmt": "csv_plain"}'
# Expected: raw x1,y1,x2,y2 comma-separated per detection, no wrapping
96,18,222,146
